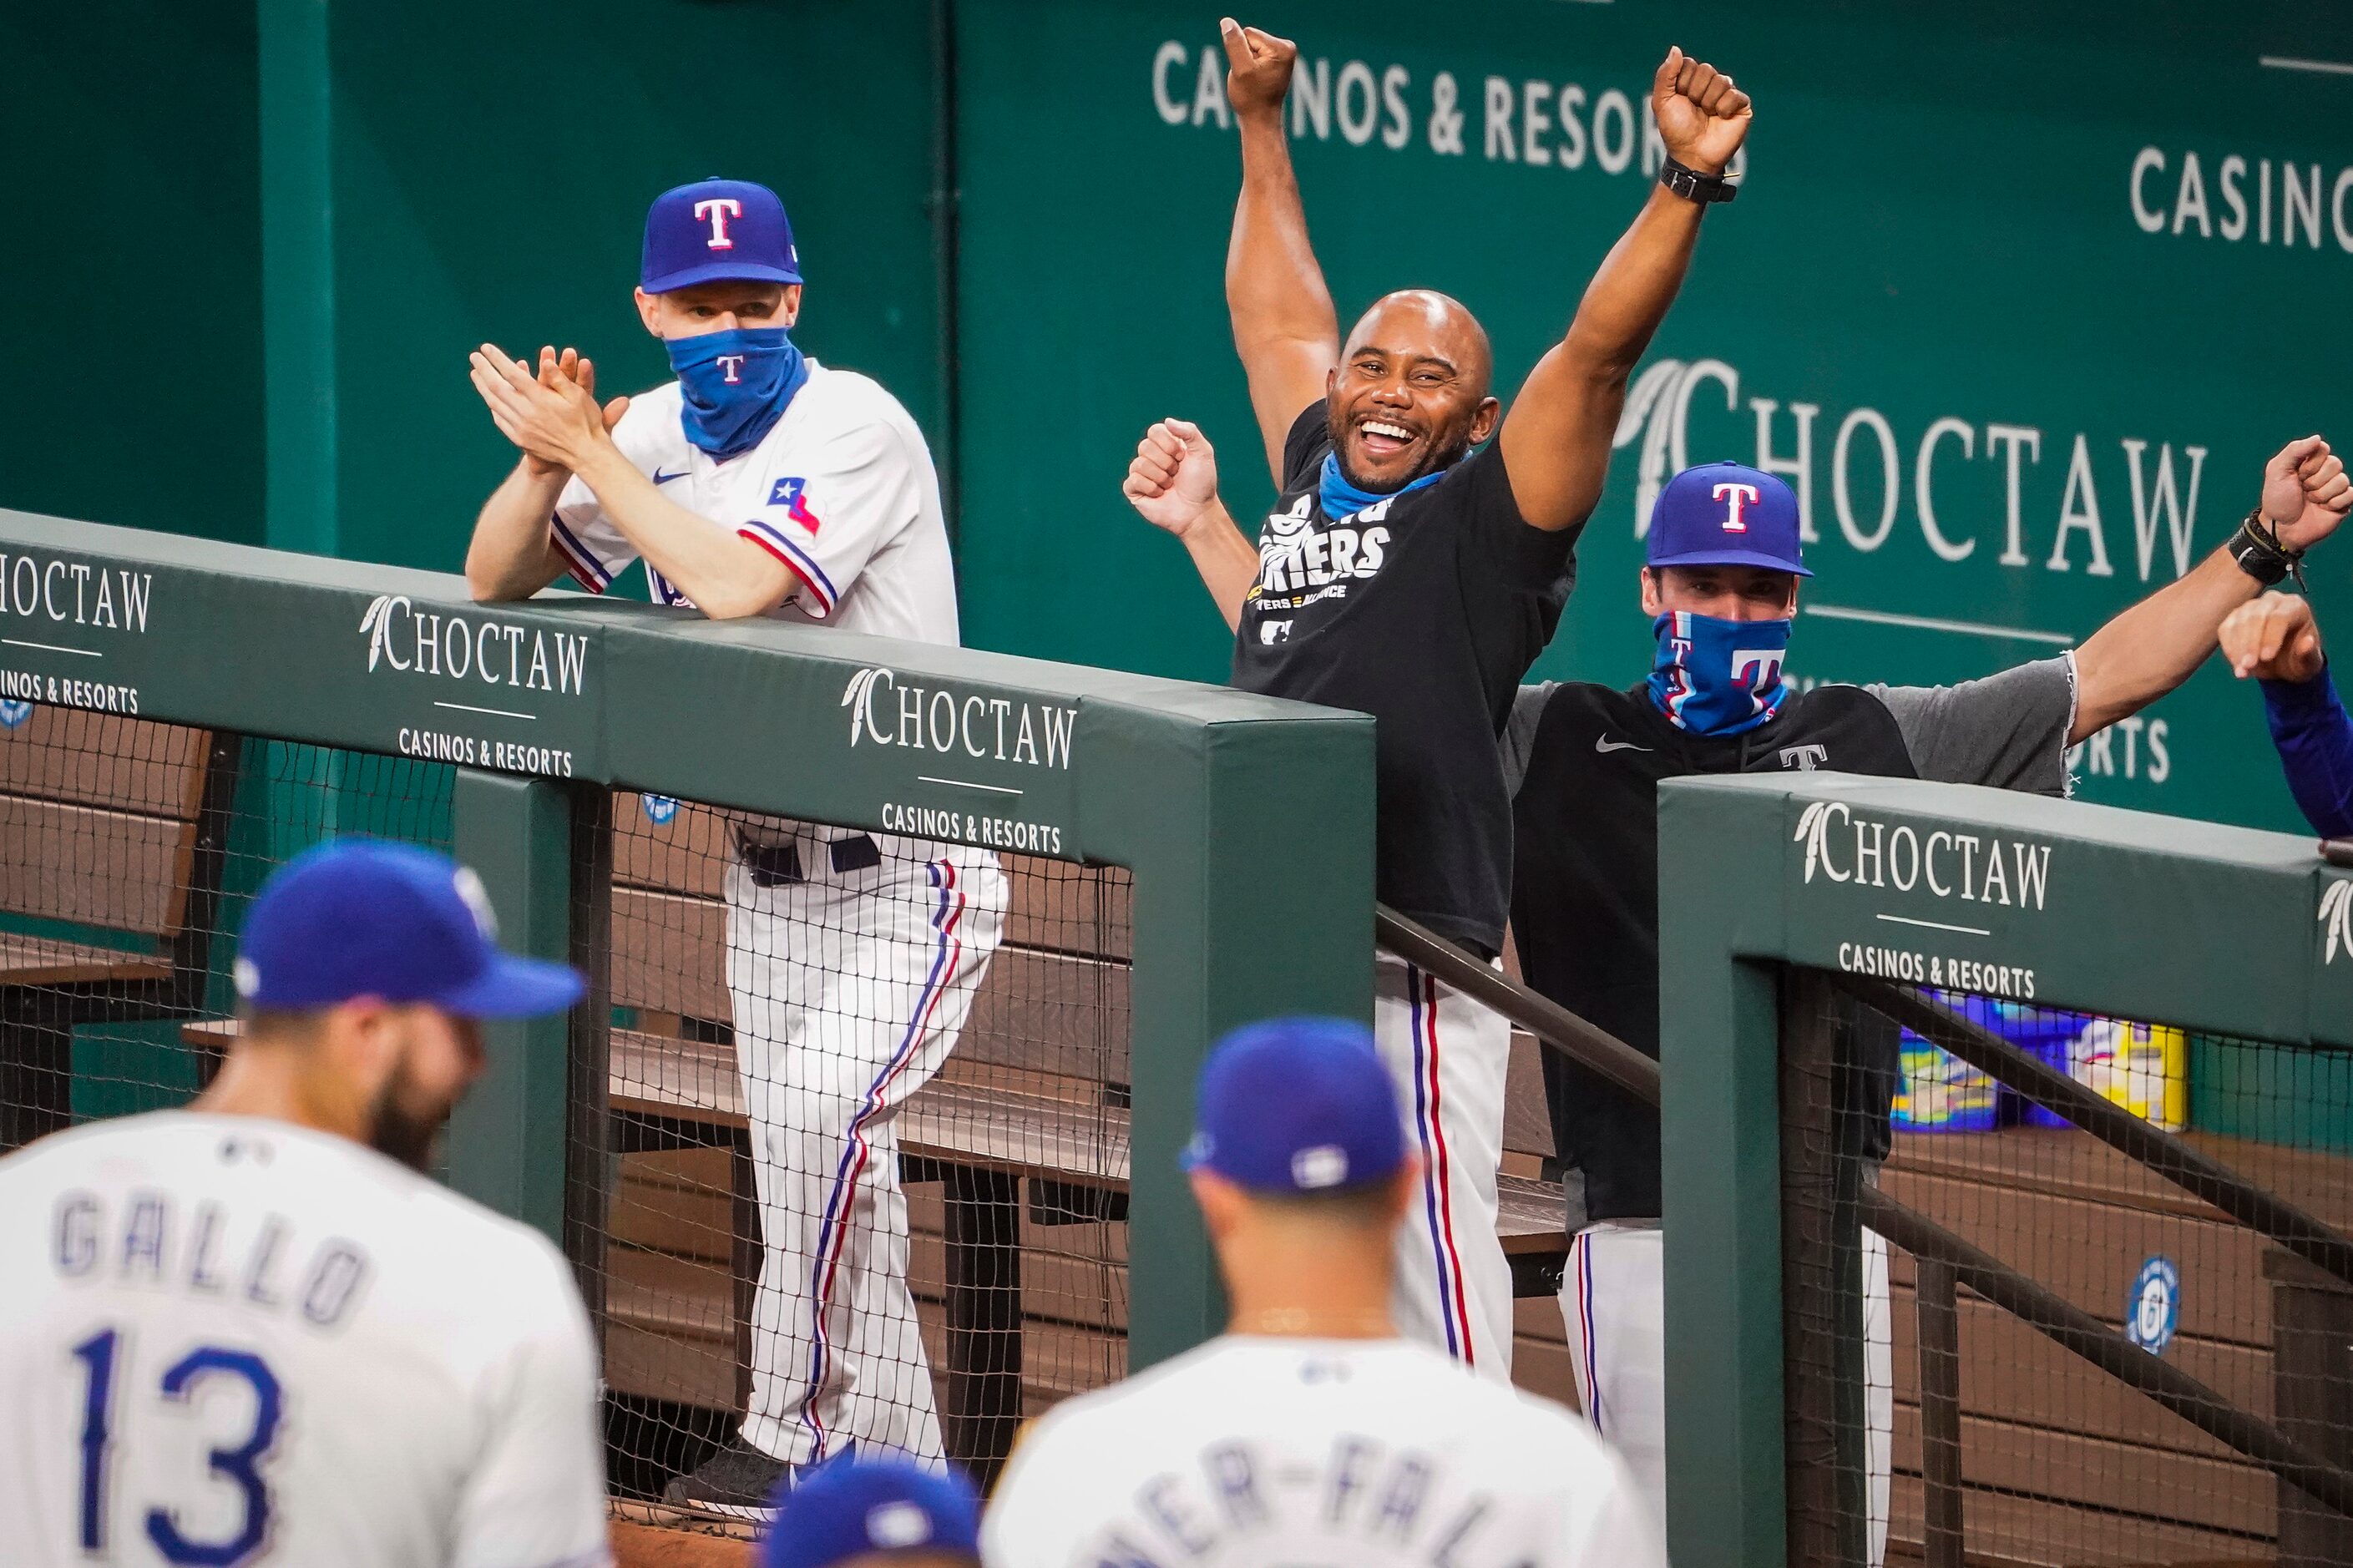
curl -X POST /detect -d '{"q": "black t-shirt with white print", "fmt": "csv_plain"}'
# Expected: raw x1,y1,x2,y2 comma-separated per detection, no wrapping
1230,403,1576,954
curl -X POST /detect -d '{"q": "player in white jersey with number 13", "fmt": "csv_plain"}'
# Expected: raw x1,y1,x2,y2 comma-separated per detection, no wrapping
463,178,1004,1516
984,1018,1659,1568
0,840,609,1568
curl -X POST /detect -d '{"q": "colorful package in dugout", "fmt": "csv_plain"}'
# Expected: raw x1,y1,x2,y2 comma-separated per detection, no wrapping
1893,1041,1998,1130
1895,997,2065,1133
2033,1017,2188,1132
1893,1014,1998,1133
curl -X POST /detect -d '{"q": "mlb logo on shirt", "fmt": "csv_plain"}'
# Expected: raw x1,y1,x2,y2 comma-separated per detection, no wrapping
769,476,822,532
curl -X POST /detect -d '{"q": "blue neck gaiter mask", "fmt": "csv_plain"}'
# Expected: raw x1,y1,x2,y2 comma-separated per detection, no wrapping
669,326,809,461
1318,452,1447,521
1647,610,1794,736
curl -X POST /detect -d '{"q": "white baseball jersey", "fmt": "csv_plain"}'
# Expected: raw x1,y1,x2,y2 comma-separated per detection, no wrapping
0,1112,610,1568
982,1336,1662,1568
547,362,960,645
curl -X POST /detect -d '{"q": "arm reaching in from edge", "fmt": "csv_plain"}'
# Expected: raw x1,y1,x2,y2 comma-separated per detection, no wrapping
2072,437,2350,741
1124,419,1259,632
1222,18,1341,486
1497,48,1751,533
2221,591,2353,837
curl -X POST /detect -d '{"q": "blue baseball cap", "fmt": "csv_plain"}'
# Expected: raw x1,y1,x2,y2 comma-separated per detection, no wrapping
1183,1017,1404,1193
234,840,584,1018
761,1458,981,1568
642,177,802,293
1646,461,1812,577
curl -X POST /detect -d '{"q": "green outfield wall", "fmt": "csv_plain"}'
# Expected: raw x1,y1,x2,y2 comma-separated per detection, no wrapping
5,3,2349,835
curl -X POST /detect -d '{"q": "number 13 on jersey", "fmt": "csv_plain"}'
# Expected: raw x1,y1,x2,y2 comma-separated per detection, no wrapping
73,1328,286,1565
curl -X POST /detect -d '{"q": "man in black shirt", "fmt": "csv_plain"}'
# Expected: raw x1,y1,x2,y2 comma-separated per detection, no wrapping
1508,440,2350,1541
1120,18,1753,1377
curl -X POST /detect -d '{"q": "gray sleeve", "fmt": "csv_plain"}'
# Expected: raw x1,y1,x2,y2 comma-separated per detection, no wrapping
1501,681,1559,800
1865,654,2077,796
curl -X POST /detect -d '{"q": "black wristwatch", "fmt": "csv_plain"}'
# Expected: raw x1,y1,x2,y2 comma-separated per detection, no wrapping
1659,156,1738,204
2229,506,2307,589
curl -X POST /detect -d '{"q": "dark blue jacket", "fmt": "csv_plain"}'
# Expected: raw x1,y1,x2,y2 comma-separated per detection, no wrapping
2262,665,2353,837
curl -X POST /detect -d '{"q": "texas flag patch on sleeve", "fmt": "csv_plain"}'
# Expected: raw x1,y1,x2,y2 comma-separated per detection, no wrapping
767,476,821,532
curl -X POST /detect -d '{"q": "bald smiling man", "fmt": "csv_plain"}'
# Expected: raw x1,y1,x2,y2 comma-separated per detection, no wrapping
1123,22,1753,1377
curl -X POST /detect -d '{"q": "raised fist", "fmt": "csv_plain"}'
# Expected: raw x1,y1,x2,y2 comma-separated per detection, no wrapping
2220,592,2325,684
1651,46,1752,178
1221,18,1297,120
2263,436,2352,553
1123,419,1220,539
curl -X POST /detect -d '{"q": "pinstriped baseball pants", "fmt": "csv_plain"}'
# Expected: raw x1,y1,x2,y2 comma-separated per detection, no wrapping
1374,953,1516,1382
724,847,1007,1469
1565,1221,1892,1563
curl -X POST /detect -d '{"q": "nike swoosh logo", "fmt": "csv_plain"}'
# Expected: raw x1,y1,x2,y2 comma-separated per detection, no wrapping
1596,736,1653,754
651,468,687,485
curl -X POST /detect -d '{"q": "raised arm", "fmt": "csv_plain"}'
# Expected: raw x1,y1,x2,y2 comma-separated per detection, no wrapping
1124,418,1260,631
1222,19,1341,486
1498,48,1750,533
2072,438,2350,741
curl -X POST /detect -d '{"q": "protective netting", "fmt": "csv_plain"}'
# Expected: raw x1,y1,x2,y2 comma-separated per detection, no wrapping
0,706,450,1150
1,706,1137,1510
588,791,1131,1504
1782,967,2353,1567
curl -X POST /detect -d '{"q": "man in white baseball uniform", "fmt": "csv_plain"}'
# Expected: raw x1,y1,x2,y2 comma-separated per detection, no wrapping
984,1018,1661,1568
0,840,609,1568
463,178,1004,1514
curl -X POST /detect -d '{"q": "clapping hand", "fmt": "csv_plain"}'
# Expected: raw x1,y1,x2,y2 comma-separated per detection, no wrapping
471,344,631,477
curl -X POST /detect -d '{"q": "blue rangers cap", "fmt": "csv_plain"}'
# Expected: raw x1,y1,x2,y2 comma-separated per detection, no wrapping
760,1458,981,1568
1182,1017,1404,1193
1646,460,1813,577
234,840,584,1018
642,177,802,293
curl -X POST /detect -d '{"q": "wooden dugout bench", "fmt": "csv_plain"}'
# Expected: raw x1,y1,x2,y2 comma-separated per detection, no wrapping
594,797,1576,1479
1,707,238,1152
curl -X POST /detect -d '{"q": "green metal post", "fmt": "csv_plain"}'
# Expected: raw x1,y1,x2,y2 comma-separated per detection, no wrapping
443,768,573,1242
1659,780,1794,1568
1117,711,1378,1372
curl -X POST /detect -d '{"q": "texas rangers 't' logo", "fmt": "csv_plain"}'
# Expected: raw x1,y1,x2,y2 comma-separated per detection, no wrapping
1714,481,1760,532
716,354,746,384
694,197,742,250
1733,647,1785,691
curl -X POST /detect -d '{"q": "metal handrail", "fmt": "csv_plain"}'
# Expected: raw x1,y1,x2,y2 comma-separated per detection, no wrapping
1373,904,2353,1521
1838,974,2353,1290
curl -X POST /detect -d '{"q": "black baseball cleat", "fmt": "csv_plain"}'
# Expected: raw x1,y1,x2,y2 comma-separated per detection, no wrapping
663,1438,792,1521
